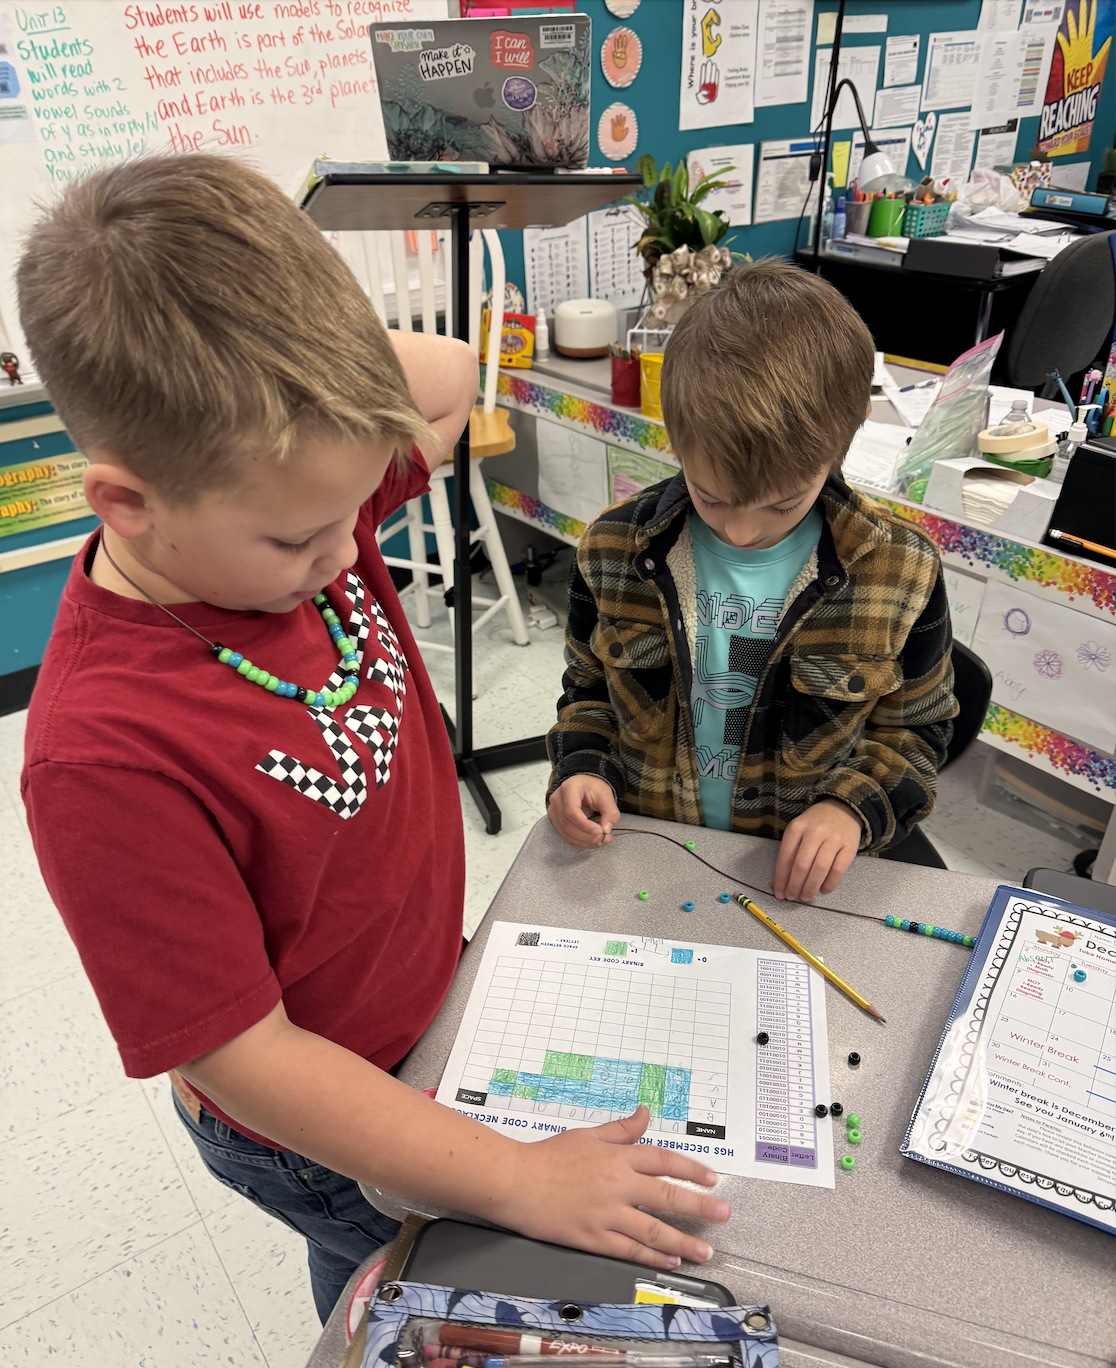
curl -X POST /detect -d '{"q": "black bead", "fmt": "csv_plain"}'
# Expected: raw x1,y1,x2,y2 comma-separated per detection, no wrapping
830,1102,844,1117
910,921,922,932
295,686,308,703
756,1031,770,1046
209,642,225,657
848,1052,861,1067
815,1103,828,1117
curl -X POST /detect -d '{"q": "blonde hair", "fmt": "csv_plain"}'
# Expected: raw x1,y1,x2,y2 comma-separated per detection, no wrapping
17,154,432,502
660,257,874,503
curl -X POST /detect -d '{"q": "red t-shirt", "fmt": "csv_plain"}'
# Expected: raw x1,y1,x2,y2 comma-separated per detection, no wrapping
22,455,464,1146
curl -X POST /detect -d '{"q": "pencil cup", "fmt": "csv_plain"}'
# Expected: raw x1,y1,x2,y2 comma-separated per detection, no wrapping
845,200,871,236
640,352,665,420
867,198,905,237
611,355,641,407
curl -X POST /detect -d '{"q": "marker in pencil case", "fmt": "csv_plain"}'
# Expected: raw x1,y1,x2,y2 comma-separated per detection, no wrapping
483,1357,734,1367
438,1332,730,1363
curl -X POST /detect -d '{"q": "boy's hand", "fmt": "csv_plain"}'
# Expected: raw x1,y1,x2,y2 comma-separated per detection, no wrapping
497,1106,729,1269
772,797,862,903
548,774,620,848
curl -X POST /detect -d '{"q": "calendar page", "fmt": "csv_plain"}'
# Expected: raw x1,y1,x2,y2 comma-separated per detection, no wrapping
904,887,1116,1232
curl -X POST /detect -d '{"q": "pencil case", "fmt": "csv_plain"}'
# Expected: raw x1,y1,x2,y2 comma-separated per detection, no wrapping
360,1283,780,1368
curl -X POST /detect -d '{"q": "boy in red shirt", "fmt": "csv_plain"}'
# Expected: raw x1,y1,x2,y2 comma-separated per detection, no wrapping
18,156,728,1322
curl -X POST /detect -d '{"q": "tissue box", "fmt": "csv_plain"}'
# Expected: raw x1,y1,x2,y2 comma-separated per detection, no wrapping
923,457,1059,542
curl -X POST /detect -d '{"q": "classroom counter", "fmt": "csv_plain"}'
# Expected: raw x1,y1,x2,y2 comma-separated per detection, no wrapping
367,816,1114,1368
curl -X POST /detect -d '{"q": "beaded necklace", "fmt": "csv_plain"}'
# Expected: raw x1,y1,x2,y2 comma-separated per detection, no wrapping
99,535,359,709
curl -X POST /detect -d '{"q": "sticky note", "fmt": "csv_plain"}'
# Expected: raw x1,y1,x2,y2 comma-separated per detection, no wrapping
832,141,851,187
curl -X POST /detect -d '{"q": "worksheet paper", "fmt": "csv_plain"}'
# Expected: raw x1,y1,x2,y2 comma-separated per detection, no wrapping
688,144,756,226
978,0,1023,27
943,567,987,647
522,221,589,319
968,29,1030,129
754,138,821,222
848,128,911,183
971,580,1116,754
883,34,920,87
679,0,758,131
921,31,981,111
841,13,887,33
810,45,881,131
873,84,920,128
904,886,1116,1233
535,422,611,529
587,205,647,311
974,119,1020,168
755,0,813,107
882,381,942,428
436,921,835,1187
1013,25,1058,113
930,112,977,186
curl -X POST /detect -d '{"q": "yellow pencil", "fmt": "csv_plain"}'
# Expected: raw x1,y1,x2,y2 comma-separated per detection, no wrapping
734,893,886,1022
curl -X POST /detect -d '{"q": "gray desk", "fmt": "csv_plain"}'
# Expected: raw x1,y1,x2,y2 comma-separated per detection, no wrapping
386,816,1113,1368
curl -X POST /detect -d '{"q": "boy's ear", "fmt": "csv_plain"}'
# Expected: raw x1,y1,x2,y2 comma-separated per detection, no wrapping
83,458,158,539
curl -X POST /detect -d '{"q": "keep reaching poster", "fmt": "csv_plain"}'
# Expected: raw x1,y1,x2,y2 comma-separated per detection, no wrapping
1037,0,1113,157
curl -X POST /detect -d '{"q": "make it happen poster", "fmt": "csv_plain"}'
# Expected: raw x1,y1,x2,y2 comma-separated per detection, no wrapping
1037,0,1113,157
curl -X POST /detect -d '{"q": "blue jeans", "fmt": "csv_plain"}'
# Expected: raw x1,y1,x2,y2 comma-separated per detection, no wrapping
173,1090,401,1323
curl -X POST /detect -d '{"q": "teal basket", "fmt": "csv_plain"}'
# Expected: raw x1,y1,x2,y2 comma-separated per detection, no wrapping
902,200,951,238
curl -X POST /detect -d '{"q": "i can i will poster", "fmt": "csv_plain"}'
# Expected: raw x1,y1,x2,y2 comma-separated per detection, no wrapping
1038,0,1113,157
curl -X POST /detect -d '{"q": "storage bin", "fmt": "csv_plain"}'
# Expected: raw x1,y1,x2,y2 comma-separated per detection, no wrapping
902,200,951,238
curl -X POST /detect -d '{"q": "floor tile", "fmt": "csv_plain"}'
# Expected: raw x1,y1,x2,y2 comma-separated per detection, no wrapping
206,1200,319,1368
0,1079,199,1323
0,1223,267,1364
139,1074,240,1222
0,966,126,1139
0,708,27,815
0,800,80,1007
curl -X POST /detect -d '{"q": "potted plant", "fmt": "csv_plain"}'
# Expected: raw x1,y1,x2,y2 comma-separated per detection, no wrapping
625,154,739,322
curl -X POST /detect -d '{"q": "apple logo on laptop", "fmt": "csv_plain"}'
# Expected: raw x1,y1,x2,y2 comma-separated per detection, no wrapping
474,83,495,108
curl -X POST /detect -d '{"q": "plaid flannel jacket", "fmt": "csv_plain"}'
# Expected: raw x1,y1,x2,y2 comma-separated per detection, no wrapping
547,472,957,853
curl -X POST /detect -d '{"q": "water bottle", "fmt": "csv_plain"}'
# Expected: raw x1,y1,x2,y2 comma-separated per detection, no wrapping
833,196,847,240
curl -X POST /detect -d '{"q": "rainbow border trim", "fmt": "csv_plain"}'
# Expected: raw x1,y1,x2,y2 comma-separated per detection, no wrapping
981,704,1116,793
486,477,585,541
494,371,674,455
874,498,1116,616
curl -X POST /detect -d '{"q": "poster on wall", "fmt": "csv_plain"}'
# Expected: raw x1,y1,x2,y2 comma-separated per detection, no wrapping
679,0,758,130
1037,0,1113,157
687,143,756,225
0,452,89,537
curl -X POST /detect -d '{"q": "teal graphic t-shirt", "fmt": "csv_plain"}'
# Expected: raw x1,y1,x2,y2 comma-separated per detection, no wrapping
690,504,824,830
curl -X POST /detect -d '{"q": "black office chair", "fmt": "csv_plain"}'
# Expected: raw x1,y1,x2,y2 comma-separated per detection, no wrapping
1002,230,1115,388
879,640,993,869
1022,865,1116,915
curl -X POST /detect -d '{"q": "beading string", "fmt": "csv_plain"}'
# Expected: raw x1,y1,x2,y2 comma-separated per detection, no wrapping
610,827,973,946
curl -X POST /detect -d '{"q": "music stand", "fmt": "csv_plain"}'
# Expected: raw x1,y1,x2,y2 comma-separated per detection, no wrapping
302,172,641,833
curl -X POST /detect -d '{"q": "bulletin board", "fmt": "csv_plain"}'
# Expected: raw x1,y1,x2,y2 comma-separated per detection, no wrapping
494,0,1115,298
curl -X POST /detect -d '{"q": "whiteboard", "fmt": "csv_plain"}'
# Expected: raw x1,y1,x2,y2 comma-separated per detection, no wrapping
0,0,449,357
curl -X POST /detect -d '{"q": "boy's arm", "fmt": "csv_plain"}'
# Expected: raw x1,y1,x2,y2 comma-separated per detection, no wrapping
390,331,478,470
180,1000,729,1268
547,552,628,840
809,563,956,852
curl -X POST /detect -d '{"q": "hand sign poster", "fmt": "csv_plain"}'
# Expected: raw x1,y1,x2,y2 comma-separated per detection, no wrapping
598,102,638,159
1037,0,1113,157
679,0,758,130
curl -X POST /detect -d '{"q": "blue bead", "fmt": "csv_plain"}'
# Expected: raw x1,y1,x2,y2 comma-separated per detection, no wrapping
901,919,910,931
719,893,731,903
343,654,358,664
885,915,893,927
228,653,243,668
683,901,695,912
345,675,359,685
314,692,325,706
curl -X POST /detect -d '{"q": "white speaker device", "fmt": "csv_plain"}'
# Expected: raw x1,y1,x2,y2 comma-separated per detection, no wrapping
553,298,618,357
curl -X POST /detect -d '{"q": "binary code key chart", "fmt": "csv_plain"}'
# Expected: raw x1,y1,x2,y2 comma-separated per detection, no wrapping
436,922,835,1186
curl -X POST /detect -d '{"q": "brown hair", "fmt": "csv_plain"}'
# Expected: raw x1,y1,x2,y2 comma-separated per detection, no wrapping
17,154,432,502
660,257,874,503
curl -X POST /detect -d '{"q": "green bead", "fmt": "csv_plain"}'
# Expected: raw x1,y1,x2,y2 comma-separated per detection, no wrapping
237,659,253,675
924,925,934,936
323,609,339,623
846,1113,860,1128
840,1155,856,1171
963,935,973,948
848,1128,862,1144
638,890,650,900
313,593,326,605
265,676,279,691
218,647,233,664
257,672,271,686
684,840,696,851
335,636,351,653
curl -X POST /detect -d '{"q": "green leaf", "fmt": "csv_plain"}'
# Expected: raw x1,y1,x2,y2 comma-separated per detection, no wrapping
636,153,658,188
671,160,689,205
694,206,730,246
691,168,734,205
659,161,673,183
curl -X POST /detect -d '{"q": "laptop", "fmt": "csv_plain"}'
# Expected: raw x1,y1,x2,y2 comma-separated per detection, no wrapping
369,14,591,169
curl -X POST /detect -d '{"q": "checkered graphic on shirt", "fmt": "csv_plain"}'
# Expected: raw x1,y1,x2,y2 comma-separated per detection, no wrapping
728,634,773,678
257,711,367,818
255,572,409,814
723,707,748,747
